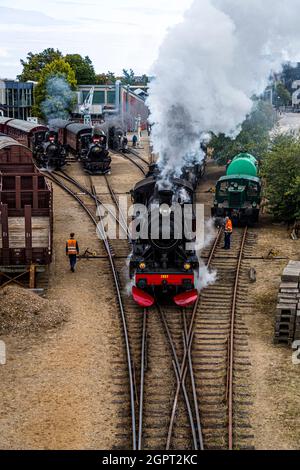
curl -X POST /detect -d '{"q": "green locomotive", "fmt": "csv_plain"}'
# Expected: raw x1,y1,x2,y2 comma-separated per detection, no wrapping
212,152,262,224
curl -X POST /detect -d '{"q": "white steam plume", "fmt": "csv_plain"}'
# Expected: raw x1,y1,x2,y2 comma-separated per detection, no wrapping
147,0,300,185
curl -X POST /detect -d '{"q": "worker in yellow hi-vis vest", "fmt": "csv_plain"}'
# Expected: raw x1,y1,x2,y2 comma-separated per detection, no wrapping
66,233,79,272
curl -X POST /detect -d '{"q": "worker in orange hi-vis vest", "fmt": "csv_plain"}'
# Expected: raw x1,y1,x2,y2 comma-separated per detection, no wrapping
223,216,233,250
66,233,79,272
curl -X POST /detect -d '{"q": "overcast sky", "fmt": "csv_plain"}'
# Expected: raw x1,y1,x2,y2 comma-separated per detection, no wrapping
0,0,193,79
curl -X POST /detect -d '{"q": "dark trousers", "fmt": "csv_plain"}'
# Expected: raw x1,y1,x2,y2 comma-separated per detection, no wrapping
224,232,232,249
69,254,77,270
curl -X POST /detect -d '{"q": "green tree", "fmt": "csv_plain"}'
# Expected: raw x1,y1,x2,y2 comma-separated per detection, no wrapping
95,71,116,85
211,101,277,165
17,48,63,82
65,54,96,84
140,74,149,86
32,58,77,119
121,68,135,85
262,133,300,222
274,82,291,107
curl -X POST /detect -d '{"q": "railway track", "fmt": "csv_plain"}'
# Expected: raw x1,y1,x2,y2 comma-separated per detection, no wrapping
46,167,202,450
136,305,202,450
43,169,139,449
127,148,150,166
136,226,256,450
112,150,148,176
45,165,256,450
193,226,256,450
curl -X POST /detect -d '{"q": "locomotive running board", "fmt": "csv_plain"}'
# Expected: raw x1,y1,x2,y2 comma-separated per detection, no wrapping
132,286,155,308
173,289,198,307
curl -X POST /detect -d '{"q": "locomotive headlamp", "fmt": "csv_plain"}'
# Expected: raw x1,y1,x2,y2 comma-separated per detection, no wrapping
184,263,191,271
252,202,257,208
159,206,171,217
139,262,146,270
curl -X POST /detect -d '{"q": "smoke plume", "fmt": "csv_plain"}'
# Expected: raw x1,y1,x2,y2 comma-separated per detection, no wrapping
147,0,300,185
41,75,76,123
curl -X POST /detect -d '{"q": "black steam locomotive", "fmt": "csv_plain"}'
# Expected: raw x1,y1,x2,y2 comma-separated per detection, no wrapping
129,176,199,308
50,120,111,174
81,130,111,174
34,129,66,169
108,126,128,152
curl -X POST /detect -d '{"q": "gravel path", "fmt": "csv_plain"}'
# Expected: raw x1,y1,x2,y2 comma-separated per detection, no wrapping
0,134,151,449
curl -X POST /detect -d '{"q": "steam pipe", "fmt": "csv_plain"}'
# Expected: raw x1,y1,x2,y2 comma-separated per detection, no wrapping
115,79,121,114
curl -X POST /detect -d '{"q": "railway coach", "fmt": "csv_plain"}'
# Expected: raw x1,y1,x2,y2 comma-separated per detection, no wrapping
0,116,48,150
51,119,111,174
0,134,53,288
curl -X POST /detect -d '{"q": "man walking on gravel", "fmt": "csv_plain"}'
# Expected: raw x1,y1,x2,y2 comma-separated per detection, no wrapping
66,233,79,272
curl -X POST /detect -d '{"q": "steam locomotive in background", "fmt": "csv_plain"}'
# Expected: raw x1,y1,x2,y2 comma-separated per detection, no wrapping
0,117,66,170
50,119,111,174
0,117,111,174
34,129,67,169
129,174,199,308
107,125,128,152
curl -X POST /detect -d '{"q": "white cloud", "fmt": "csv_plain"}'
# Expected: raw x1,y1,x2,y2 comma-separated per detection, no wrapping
0,47,9,58
0,0,194,78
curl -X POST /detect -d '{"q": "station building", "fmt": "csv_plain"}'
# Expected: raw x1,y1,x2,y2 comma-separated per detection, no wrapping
0,79,33,120
73,81,149,130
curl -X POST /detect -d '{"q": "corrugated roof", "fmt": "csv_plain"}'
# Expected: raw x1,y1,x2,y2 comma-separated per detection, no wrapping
0,134,31,152
7,119,47,133
66,123,92,134
49,119,72,130
0,117,13,125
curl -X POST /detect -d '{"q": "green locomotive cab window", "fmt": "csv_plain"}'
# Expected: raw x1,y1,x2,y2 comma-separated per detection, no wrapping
219,181,228,195
248,181,259,196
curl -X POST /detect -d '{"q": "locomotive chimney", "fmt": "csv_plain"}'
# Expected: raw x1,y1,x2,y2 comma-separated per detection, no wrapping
158,189,173,206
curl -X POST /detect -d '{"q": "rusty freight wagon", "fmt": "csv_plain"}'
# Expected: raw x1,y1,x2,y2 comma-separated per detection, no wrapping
0,134,53,289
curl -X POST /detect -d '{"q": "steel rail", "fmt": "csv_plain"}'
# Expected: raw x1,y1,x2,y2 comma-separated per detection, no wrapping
103,174,131,242
227,226,248,450
183,310,204,450
166,229,223,449
45,171,138,450
137,309,147,450
113,150,147,176
128,148,150,166
52,170,129,239
156,305,198,450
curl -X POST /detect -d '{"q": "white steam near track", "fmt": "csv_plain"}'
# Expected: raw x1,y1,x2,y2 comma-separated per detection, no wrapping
147,0,300,185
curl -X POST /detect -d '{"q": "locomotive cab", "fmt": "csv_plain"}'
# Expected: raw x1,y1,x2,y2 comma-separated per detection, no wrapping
212,175,261,224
